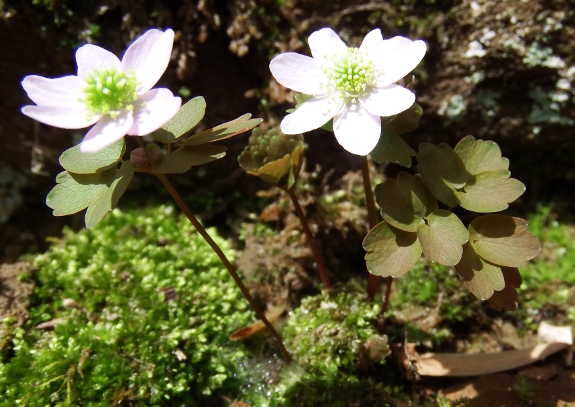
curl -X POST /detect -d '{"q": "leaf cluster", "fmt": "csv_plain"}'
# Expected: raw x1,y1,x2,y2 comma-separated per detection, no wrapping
238,128,305,189
364,136,541,310
0,205,255,406
47,96,261,228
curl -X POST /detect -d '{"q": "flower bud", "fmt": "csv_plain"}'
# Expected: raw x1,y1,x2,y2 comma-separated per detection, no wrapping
130,147,149,167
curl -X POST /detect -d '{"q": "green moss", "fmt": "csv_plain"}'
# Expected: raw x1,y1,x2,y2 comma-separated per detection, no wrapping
0,205,255,406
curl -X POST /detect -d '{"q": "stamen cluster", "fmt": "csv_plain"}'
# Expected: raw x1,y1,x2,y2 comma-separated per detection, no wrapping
82,68,138,118
323,48,375,103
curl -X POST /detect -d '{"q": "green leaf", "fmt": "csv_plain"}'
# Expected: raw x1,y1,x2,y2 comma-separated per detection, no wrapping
183,114,262,146
375,172,438,232
363,221,422,277
151,96,206,143
256,154,293,188
456,170,526,212
291,143,305,181
46,162,135,229
416,142,470,207
59,138,125,174
455,242,504,300
151,145,227,174
469,215,541,267
488,267,522,311
384,103,423,135
417,210,469,266
370,129,415,167
46,171,114,216
85,161,135,229
454,136,509,174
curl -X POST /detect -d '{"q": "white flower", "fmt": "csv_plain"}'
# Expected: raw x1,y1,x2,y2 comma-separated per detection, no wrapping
270,28,426,155
21,28,182,153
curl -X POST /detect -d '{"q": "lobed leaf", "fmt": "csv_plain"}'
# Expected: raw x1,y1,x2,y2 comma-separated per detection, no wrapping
59,138,125,174
417,210,468,266
454,136,509,175
151,96,207,143
183,114,262,146
370,129,415,167
375,172,438,232
455,242,505,300
46,162,134,229
456,170,526,212
384,102,423,135
85,161,134,228
487,267,522,311
363,221,422,277
151,145,227,174
469,215,541,267
416,142,470,207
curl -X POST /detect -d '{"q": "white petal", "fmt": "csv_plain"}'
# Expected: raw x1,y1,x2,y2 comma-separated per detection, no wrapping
280,96,340,134
269,53,327,95
360,85,415,117
376,40,427,86
127,88,181,136
76,44,121,80
122,28,175,93
333,105,381,156
22,75,85,108
308,28,348,66
80,111,134,153
21,105,100,129
359,29,385,54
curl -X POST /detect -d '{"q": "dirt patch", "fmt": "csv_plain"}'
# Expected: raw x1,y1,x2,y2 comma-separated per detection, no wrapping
0,261,34,325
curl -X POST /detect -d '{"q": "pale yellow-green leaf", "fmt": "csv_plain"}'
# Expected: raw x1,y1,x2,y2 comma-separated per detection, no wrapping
454,136,509,175
59,138,125,174
370,129,415,167
183,114,262,146
455,242,505,300
416,142,470,207
257,154,293,188
151,145,227,174
456,170,526,212
46,171,113,216
151,96,206,143
417,210,468,266
363,221,422,277
469,215,541,267
375,172,438,232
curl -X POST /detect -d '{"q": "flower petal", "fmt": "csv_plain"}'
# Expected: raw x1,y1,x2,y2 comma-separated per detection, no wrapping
21,105,100,129
333,105,381,156
76,44,121,80
376,40,427,86
270,53,327,95
122,29,175,93
80,111,134,153
360,84,415,117
22,75,85,108
359,29,386,54
280,96,340,134
127,88,181,136
308,28,348,66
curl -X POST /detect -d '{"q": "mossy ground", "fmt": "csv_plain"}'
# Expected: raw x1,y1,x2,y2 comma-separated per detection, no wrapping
0,204,573,407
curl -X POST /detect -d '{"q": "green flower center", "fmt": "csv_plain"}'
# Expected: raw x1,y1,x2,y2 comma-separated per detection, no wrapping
82,68,138,118
323,48,376,103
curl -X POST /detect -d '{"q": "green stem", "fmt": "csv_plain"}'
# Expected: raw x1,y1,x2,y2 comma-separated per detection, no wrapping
361,155,381,300
287,187,331,291
155,173,292,363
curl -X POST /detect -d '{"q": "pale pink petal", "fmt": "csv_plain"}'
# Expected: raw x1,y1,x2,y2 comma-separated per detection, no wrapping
333,105,381,155
308,28,348,66
22,75,85,108
122,29,174,93
359,84,415,117
76,44,122,80
376,40,426,86
21,105,100,129
280,96,341,134
127,88,181,136
270,53,327,95
80,111,134,153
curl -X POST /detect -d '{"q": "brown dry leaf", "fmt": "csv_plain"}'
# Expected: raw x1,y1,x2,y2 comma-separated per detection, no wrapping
488,267,522,311
229,303,286,340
